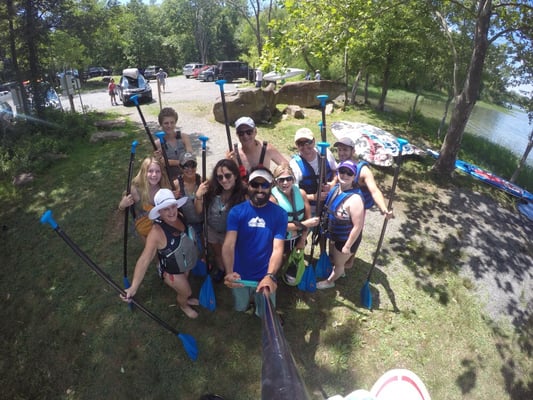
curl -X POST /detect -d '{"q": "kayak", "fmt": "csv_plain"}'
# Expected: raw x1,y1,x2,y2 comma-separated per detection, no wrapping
331,121,425,167
263,68,305,81
427,148,533,202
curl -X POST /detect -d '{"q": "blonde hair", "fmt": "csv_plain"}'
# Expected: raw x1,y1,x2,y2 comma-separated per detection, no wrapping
272,163,295,179
132,157,172,206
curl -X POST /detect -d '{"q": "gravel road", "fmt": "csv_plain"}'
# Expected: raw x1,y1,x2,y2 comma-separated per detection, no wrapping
70,75,533,328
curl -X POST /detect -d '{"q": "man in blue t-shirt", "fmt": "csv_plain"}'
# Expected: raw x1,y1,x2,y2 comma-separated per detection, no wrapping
222,167,288,317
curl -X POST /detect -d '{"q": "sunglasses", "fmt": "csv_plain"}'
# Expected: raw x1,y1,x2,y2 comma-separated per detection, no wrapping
296,139,314,147
249,180,271,189
182,162,197,169
216,173,234,181
237,129,254,137
338,168,355,176
276,176,294,184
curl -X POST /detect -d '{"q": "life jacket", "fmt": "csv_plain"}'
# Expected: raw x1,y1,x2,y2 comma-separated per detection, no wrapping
177,174,203,225
155,219,197,274
271,185,305,240
293,153,333,198
324,184,362,242
354,161,374,209
235,141,268,182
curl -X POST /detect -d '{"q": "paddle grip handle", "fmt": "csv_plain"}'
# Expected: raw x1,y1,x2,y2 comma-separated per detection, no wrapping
234,279,258,288
40,209,58,230
130,140,139,154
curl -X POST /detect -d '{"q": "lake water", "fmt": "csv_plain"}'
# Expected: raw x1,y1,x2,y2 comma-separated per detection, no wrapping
466,105,532,166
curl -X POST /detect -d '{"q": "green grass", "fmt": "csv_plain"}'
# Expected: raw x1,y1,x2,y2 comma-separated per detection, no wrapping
0,93,531,399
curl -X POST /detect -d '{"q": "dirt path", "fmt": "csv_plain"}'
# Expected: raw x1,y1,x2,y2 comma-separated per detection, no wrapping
90,76,532,328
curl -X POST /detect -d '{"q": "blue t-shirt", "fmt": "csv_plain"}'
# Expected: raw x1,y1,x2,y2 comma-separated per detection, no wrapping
226,200,288,280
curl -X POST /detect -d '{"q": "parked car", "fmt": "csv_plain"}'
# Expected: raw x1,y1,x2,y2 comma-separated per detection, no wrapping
144,65,162,81
182,63,203,79
198,66,218,82
116,68,152,105
56,69,80,80
216,61,252,82
85,66,111,79
192,65,212,79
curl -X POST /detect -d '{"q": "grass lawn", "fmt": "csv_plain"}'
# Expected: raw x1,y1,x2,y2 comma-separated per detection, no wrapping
0,93,531,399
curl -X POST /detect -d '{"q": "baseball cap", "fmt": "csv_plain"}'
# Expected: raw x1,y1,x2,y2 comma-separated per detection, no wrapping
180,152,196,164
294,128,314,144
235,117,255,130
248,169,273,184
334,137,355,148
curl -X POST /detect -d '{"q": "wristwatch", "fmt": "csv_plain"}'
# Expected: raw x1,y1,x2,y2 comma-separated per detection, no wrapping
265,273,277,283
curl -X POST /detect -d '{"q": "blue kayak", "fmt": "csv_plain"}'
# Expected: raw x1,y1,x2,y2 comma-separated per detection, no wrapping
427,149,533,202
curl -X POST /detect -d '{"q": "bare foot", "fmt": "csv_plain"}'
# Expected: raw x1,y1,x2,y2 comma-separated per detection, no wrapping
187,298,199,306
180,305,199,319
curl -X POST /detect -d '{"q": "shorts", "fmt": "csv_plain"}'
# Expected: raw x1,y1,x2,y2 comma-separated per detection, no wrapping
333,232,363,254
207,225,225,244
232,286,276,318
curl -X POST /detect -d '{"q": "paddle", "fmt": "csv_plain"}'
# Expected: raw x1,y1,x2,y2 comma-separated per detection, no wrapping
361,137,409,310
122,140,138,308
261,292,311,400
197,135,216,311
154,131,176,190
130,94,157,150
317,94,328,142
215,80,232,152
40,210,199,361
311,141,331,281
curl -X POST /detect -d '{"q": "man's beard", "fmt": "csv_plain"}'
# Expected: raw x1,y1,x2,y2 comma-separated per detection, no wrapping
249,190,270,207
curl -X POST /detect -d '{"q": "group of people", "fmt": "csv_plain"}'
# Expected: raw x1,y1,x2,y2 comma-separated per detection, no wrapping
118,107,393,319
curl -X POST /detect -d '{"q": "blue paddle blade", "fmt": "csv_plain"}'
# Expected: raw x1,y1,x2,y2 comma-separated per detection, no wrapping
315,252,332,279
192,258,208,277
298,265,316,292
199,275,216,311
361,280,372,309
178,333,199,361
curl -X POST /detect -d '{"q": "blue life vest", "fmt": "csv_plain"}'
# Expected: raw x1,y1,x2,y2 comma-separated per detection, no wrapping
293,153,333,196
324,184,362,242
271,185,305,240
354,161,374,209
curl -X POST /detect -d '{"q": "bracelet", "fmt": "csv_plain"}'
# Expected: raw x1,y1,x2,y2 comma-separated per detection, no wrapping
265,273,277,283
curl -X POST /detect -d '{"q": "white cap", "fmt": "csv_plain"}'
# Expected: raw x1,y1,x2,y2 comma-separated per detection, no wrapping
248,169,273,184
235,116,255,130
334,137,355,148
294,128,314,144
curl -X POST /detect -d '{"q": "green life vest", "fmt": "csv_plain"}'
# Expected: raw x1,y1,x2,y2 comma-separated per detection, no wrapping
271,185,305,240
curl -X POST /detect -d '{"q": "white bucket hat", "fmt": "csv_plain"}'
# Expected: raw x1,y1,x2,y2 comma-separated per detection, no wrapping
148,188,187,220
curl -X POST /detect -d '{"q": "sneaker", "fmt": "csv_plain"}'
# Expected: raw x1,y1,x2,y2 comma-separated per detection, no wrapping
317,280,335,290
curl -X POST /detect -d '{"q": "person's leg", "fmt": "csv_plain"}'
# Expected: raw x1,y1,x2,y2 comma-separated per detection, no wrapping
254,290,276,318
164,272,198,318
317,243,352,289
232,287,254,312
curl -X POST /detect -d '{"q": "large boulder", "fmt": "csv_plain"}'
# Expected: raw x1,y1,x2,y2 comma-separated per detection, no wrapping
275,80,346,108
213,86,277,125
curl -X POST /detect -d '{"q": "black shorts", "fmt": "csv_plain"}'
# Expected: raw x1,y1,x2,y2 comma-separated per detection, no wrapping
333,232,362,254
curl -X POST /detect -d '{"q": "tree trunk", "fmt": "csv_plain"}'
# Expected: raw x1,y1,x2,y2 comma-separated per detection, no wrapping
433,0,492,176
408,91,421,126
364,71,370,104
25,0,44,116
437,94,453,141
510,128,533,182
350,69,362,105
377,48,392,112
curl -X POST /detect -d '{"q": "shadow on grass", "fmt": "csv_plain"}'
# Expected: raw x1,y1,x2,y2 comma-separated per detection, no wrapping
389,162,533,399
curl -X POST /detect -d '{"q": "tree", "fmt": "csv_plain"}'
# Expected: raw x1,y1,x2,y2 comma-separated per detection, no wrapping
432,0,533,176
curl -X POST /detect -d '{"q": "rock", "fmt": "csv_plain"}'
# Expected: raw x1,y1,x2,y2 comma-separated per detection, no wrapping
94,118,126,129
12,173,34,186
213,87,277,125
283,105,305,119
90,131,127,142
275,80,346,108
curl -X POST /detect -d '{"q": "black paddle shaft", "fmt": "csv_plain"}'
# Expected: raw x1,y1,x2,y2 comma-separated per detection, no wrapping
123,141,138,280
50,224,184,337
366,145,407,279
215,80,232,151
